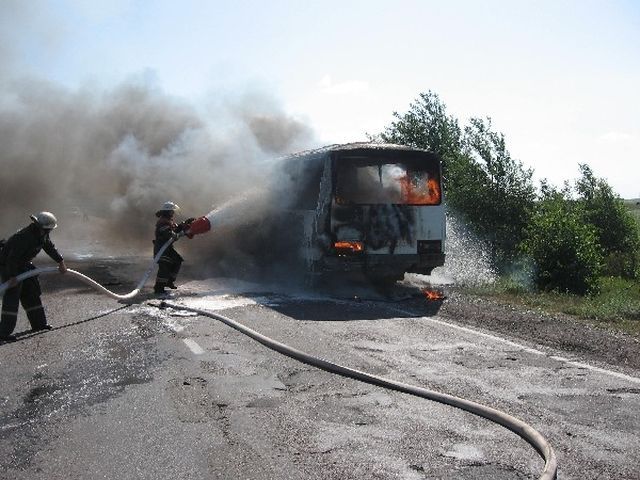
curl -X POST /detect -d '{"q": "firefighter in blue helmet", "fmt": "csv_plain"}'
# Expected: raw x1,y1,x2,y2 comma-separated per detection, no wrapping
0,212,67,342
153,202,194,295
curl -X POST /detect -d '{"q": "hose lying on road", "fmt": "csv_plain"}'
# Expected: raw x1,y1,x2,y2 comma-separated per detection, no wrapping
0,237,178,300
0,240,558,479
161,301,558,480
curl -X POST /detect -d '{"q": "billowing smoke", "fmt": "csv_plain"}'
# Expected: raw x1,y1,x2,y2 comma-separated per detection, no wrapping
0,79,315,257
0,2,318,276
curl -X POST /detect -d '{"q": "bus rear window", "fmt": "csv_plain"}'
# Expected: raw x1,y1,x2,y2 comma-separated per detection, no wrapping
336,162,441,205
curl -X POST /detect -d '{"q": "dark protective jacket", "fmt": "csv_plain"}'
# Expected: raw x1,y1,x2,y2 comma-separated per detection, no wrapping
154,217,194,254
0,223,63,279
154,218,179,256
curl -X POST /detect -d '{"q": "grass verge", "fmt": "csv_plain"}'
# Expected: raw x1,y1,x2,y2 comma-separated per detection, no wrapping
624,198,640,223
466,276,640,337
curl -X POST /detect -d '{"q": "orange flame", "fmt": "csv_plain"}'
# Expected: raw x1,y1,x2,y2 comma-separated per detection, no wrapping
400,176,441,205
422,288,445,301
334,241,364,253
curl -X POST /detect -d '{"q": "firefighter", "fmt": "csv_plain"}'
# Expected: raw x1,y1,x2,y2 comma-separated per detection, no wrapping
0,212,67,342
153,202,194,295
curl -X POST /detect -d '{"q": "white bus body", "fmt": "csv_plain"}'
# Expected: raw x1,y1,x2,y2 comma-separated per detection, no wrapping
277,143,446,283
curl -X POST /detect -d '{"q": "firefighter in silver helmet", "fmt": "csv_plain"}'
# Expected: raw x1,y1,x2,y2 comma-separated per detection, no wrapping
0,212,67,342
153,202,194,295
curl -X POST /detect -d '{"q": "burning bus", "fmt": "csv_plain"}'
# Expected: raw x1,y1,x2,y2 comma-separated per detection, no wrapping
271,143,446,284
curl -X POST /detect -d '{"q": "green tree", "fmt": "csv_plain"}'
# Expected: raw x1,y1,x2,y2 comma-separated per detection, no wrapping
378,91,464,177
521,188,602,295
377,92,535,267
461,117,535,261
575,164,640,277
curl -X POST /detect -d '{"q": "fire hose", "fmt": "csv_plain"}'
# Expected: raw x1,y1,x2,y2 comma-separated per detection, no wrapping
160,302,557,480
0,235,177,300
0,215,213,299
0,213,557,479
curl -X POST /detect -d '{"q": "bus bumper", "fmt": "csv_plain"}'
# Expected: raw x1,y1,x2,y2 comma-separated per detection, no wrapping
318,253,445,277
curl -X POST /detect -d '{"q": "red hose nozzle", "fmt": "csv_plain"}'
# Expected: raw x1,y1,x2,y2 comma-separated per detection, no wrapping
185,216,211,237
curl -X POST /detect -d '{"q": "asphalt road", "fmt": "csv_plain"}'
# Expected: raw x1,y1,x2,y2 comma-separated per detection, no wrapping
1,258,639,479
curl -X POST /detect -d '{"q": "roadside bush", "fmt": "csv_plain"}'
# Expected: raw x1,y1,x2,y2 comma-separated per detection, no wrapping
521,193,602,295
602,251,639,279
576,164,640,278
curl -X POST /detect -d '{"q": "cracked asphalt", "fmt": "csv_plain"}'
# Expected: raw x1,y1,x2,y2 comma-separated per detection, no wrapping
1,258,639,479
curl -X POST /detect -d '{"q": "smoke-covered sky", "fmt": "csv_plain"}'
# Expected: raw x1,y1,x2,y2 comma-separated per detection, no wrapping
0,78,313,240
0,1,316,247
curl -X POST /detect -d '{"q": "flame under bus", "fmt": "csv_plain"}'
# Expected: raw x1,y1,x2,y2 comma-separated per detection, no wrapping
279,143,446,284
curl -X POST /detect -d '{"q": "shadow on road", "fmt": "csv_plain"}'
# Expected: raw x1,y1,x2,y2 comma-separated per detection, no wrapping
1,305,131,345
267,296,443,321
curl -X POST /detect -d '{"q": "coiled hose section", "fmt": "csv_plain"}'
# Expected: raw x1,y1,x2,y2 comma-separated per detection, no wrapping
162,301,558,480
0,238,557,479
0,237,178,299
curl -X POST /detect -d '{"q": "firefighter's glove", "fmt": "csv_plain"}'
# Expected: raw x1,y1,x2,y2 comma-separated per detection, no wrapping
176,221,191,233
184,218,196,224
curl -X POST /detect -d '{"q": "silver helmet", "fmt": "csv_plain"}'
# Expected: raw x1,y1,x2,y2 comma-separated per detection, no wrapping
159,201,180,212
30,211,58,230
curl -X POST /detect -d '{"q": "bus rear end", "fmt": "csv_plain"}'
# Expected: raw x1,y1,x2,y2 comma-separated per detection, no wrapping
320,145,445,283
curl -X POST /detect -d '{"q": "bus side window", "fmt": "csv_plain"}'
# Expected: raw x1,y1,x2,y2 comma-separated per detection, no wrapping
287,157,324,210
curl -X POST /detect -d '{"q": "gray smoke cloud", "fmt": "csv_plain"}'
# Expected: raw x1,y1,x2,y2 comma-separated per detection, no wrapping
0,78,315,256
0,1,322,278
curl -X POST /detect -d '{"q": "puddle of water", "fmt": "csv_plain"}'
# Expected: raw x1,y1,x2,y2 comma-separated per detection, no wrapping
443,443,485,461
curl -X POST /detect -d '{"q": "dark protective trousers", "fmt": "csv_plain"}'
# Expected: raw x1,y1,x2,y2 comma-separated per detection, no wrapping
154,247,183,291
0,276,47,336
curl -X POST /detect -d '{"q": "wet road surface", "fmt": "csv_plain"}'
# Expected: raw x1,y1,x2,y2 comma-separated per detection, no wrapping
1,260,639,479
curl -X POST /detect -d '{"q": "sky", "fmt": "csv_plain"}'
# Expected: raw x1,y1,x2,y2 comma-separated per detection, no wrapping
2,0,639,198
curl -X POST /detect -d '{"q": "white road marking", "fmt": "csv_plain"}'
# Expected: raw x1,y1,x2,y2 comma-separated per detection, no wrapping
549,356,640,385
183,338,204,355
401,311,640,385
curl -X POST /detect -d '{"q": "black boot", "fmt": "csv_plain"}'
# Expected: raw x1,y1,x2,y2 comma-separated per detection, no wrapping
0,334,17,342
32,324,53,332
